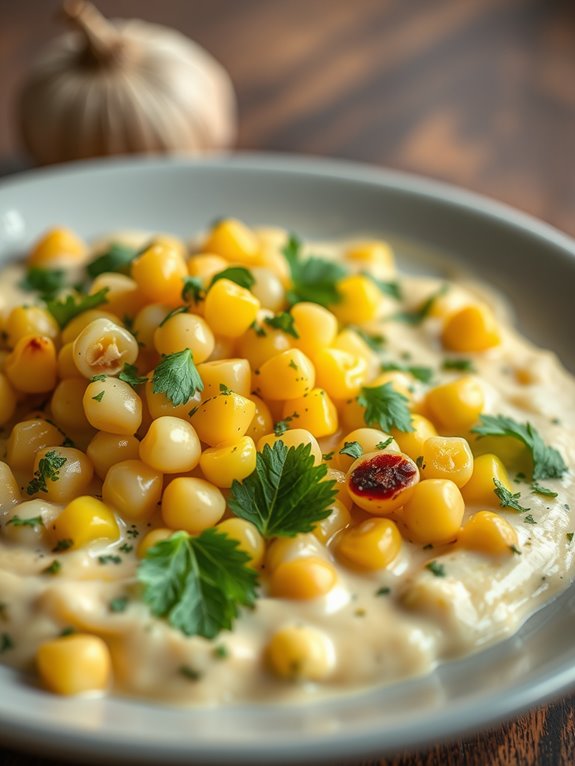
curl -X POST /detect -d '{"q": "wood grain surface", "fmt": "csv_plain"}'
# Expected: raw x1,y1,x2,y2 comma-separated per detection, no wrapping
1,1,575,764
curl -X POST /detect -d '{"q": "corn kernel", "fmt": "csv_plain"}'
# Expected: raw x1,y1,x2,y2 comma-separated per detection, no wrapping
312,500,351,544
290,302,338,358
4,335,57,393
461,453,512,506
36,634,111,695
250,267,286,312
0,462,21,511
458,510,518,555
144,379,200,422
139,416,201,473
269,556,337,600
204,279,260,338
31,447,94,504
314,348,367,400
90,273,145,319
83,378,142,435
0,373,17,425
332,329,380,377
200,436,257,488
61,309,121,345
345,240,395,275
256,349,315,400
442,304,501,352
131,243,188,306
216,518,265,568
132,304,171,350
421,436,474,487
196,358,252,398
190,392,255,447
265,533,327,573
154,312,214,361
7,419,62,471
346,451,420,515
5,306,59,347
28,228,87,267
337,518,402,570
57,343,80,379
330,274,381,324
236,322,292,370
425,376,485,432
86,432,140,480
3,499,48,546
267,625,335,681
188,253,228,280
102,459,163,521
137,528,173,558
391,414,437,461
281,388,338,438
73,318,138,379
326,467,353,510
245,395,273,442
335,427,399,473
257,429,323,465
202,218,260,264
162,477,225,532
50,496,119,549
403,479,465,544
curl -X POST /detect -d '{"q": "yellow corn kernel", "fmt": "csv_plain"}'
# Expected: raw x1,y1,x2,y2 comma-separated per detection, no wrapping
314,348,367,400
245,395,273,442
73,318,138,379
90,272,145,319
5,335,57,393
152,234,188,260
327,467,353,510
281,388,338,438
403,479,465,544
137,528,173,558
332,329,380,377
267,625,335,681
345,240,395,275
0,373,17,425
102,459,163,521
216,518,265,568
269,556,337,600
7,419,65,470
188,253,228,279
346,451,420,515
425,376,485,432
265,533,327,573
330,274,381,324
205,334,236,361
338,396,367,432
31,447,94,504
250,267,286,312
335,427,399,473
202,218,260,264
391,414,437,461
421,436,474,488
337,518,402,570
190,392,255,447
312,500,351,544
57,343,80,379
290,302,338,358
200,436,257,488
51,378,91,432
61,309,121,345
132,304,171,350
257,429,323,465
196,358,252,398
236,321,292,370
256,348,315,400
161,477,225,532
86,432,140,480
28,227,87,267
83,378,142,435
461,453,512,506
154,312,214,361
0,462,21,511
5,306,59,347
131,243,189,306
144,379,200,422
442,304,501,352
204,279,261,338
458,510,519,555
139,416,201,472
36,634,111,695
50,496,120,549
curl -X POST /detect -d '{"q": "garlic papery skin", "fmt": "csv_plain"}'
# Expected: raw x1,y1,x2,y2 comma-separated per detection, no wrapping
18,0,237,165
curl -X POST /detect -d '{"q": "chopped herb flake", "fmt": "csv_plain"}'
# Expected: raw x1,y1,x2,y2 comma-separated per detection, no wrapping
493,479,530,513
426,561,446,577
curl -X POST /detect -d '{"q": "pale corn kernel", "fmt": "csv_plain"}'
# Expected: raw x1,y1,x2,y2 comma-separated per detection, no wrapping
346,451,420,515
421,436,474,488
0,373,17,425
162,477,226,532
216,518,265,568
314,348,367,400
132,304,172,350
0,462,21,511
199,436,257,488
458,510,518,555
102,459,163,521
4,335,57,393
391,414,437,461
290,303,338,358
30,447,94,504
83,378,142,435
196,358,252,398
61,310,121,345
3,499,49,546
5,306,59,346
202,218,260,264
206,334,237,361
28,228,87,267
338,396,367,432
86,432,140,480
236,321,292,370
245,395,274,442
269,556,337,600
267,625,335,681
369,371,415,403
426,376,485,432
337,518,402,570
137,528,173,558
49,496,120,549
257,429,323,465
36,634,111,695
250,267,286,312
256,348,315,400
204,279,260,337
330,274,381,324
131,243,189,306
312,500,351,544
442,304,501,352
154,312,214,361
139,416,201,473
57,343,81,379
188,253,228,280
281,388,338,438
461,453,513,507
190,392,256,447
403,479,465,544
265,533,327,573
345,240,395,275
326,468,353,510
90,273,145,318
335,427,399,473
73,318,138,379
332,329,380,377
51,378,92,432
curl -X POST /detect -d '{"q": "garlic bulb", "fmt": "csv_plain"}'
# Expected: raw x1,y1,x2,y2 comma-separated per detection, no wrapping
18,0,237,164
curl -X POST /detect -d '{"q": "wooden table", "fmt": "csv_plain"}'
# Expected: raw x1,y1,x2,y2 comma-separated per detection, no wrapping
1,1,575,764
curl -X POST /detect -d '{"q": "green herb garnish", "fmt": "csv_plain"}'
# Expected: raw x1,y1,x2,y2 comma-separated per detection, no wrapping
264,312,299,338
283,234,347,307
339,441,363,459
86,243,138,279
26,450,67,495
358,383,413,433
47,288,109,329
210,266,255,290
152,349,204,406
426,561,446,577
493,478,530,513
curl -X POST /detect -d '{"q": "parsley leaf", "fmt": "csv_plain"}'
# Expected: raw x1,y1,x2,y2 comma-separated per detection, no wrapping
26,450,67,495
159,306,188,327
524,514,537,525
42,560,61,575
362,273,402,300
472,415,568,481
86,243,138,279
152,350,204,406
0,634,14,653
108,597,129,613
210,267,255,290
228,441,337,538
493,478,530,512
283,234,347,307
118,363,148,388
380,361,434,384
426,561,446,577
264,312,300,338
376,437,394,450
358,383,413,433
6,515,44,528
47,288,109,329
340,441,363,459
182,276,205,304
391,285,448,325
20,267,67,301
531,482,558,498
442,358,476,373
137,528,258,639
92,391,105,402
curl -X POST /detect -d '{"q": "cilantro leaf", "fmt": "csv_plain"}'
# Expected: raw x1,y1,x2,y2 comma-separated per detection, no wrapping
152,349,204,406
20,267,67,301
86,243,138,279
362,272,402,300
264,312,300,338
358,383,413,433
118,363,148,388
137,528,258,639
210,267,255,290
442,358,476,373
47,288,109,329
391,284,448,325
182,276,205,304
493,478,530,512
283,234,347,307
472,415,568,481
26,450,67,495
531,482,558,498
228,441,337,538
6,515,44,528
380,361,434,384
340,441,363,459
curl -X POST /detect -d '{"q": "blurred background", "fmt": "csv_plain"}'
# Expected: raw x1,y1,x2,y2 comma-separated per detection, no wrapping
0,0,574,235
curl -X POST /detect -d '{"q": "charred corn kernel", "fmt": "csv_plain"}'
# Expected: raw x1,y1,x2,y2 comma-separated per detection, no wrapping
458,510,518,555
347,451,420,515
50,496,119,549
391,414,437,461
335,427,399,473
36,634,111,695
345,240,395,275
5,335,57,393
132,304,171,350
421,436,474,487
188,253,228,280
139,416,201,472
61,309,121,345
236,322,292,370
313,500,352,544
161,477,225,532
245,395,273,442
332,329,380,376
86,432,140,480
102,459,163,521
0,462,21,510
204,279,260,337
281,388,338,438
331,274,381,324
83,378,142,435
461,453,512,506
5,306,59,346
403,479,465,544
3,500,48,546
197,358,252,398
266,534,327,573
57,343,80,379
144,379,200,422
250,267,285,312
200,436,257,488
28,227,87,267
267,625,335,681
327,468,353,510
338,518,402,570
73,318,138,379
257,349,315,400
426,376,485,432
203,218,260,264
137,527,173,558
216,518,265,568
0,373,17,425
90,273,145,319
258,429,323,465
154,312,214,361
290,303,338,357
442,304,501,352
269,556,337,600
131,243,188,306
190,392,255,447
31,447,94,504
314,348,367,400
51,378,92,432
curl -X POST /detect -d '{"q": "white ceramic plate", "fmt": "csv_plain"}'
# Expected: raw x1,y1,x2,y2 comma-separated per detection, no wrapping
1,154,574,765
